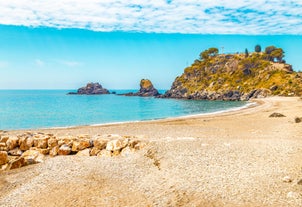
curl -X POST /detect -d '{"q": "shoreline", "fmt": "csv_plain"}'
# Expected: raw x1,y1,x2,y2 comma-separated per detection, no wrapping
1,96,302,207
8,99,257,133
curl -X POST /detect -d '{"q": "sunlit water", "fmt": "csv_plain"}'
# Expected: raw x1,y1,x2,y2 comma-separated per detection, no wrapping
0,90,247,130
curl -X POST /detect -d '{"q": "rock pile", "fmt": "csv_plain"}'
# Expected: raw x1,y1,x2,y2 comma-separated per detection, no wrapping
0,132,147,171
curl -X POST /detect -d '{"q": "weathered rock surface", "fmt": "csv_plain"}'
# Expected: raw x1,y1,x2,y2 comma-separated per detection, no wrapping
68,82,110,95
6,136,19,150
106,139,129,152
33,137,49,149
122,79,160,97
71,139,91,152
76,148,91,156
0,151,8,165
58,144,72,155
21,150,45,165
7,157,25,170
19,136,34,151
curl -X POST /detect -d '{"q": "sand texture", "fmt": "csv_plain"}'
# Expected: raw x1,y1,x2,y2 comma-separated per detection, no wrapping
1,97,302,207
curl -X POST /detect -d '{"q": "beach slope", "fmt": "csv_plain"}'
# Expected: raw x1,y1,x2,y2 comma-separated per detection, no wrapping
1,97,302,207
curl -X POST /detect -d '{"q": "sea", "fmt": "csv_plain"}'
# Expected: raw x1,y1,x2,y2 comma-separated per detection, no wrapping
0,90,247,130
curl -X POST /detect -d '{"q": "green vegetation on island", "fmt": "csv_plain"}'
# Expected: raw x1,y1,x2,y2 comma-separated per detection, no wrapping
163,45,302,100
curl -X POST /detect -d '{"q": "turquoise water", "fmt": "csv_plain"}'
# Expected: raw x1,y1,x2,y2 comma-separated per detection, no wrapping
0,90,246,130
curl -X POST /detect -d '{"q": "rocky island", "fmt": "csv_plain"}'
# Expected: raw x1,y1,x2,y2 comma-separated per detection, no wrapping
162,46,302,100
123,79,160,97
68,82,110,95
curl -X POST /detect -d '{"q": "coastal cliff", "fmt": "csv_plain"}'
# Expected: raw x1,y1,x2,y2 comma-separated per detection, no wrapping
162,46,302,100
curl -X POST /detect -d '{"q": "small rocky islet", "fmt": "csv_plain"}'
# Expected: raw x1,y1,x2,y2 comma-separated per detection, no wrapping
68,45,302,101
122,79,160,97
68,79,160,97
67,82,110,95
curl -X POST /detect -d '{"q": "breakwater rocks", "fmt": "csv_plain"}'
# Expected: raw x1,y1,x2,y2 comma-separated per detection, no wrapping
0,132,147,171
68,82,110,95
123,79,160,97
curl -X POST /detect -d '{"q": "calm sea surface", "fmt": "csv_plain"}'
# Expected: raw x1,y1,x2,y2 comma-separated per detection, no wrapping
0,90,247,130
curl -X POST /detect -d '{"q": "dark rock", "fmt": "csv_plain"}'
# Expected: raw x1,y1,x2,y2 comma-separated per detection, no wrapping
294,117,302,123
68,82,110,95
269,113,286,118
270,85,278,91
122,79,160,97
241,89,271,101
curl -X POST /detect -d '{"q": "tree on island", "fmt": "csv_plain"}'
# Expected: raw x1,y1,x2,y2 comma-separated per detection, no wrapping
265,46,284,63
200,47,219,60
255,44,261,53
245,48,249,58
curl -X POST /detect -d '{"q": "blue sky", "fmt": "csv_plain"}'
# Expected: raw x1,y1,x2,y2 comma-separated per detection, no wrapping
0,1,301,89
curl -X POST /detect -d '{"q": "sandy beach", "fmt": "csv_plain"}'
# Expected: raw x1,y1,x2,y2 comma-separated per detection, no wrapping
1,96,302,207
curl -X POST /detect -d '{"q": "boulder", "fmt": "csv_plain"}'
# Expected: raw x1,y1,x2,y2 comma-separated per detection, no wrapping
269,112,286,117
106,139,129,152
7,157,25,170
48,137,58,149
97,149,112,157
93,137,108,150
0,136,9,143
0,143,7,151
33,137,49,149
6,136,19,150
68,82,110,95
295,117,302,123
21,150,45,165
8,148,23,156
58,144,71,155
71,139,91,152
57,136,75,147
19,137,34,151
0,151,8,165
76,149,91,156
90,147,101,156
49,146,59,157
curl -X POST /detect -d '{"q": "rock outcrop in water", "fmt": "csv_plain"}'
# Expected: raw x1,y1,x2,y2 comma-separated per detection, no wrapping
68,82,110,95
161,46,302,101
123,79,160,97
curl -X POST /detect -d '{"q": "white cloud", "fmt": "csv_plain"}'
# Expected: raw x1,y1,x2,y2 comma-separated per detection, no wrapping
0,0,301,34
